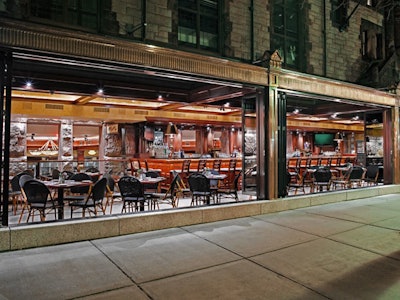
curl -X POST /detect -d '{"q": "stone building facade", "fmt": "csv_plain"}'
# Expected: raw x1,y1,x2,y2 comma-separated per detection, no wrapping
2,1,398,87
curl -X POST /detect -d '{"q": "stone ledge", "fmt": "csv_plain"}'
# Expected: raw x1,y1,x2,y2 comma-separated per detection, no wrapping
1,185,398,252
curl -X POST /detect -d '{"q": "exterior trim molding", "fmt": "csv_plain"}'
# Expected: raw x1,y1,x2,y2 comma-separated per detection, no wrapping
0,20,396,107
0,21,267,86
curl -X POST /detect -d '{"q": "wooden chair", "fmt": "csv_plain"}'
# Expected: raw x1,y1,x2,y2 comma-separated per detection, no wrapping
217,171,241,202
151,173,180,209
287,170,306,195
212,159,221,172
180,159,191,187
197,159,207,172
130,159,143,176
103,173,121,214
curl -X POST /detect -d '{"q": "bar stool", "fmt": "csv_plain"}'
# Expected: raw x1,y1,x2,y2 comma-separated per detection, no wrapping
212,159,221,172
181,159,191,186
197,159,207,172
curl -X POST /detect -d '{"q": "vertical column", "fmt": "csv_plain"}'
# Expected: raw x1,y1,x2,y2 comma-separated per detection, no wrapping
1,51,12,226
277,92,287,197
264,50,282,200
391,101,400,184
60,121,73,172
102,123,124,175
9,121,27,174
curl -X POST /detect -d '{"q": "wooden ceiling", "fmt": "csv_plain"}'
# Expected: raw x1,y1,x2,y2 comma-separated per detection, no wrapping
11,54,386,138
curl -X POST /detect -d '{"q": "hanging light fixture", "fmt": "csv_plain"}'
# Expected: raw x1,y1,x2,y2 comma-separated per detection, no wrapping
165,122,177,135
29,139,59,156
334,132,343,141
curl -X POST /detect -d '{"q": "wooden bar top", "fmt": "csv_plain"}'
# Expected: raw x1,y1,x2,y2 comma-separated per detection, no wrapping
130,157,242,187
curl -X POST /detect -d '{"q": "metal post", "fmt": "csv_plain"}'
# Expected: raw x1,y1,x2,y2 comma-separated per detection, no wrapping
1,51,12,226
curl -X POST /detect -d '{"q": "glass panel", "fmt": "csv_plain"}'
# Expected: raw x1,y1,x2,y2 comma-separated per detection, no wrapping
200,0,218,15
285,39,298,67
81,14,97,29
200,16,218,49
242,98,257,196
81,0,97,11
273,6,284,34
30,0,63,20
178,10,197,45
178,0,219,51
285,9,298,37
179,0,196,9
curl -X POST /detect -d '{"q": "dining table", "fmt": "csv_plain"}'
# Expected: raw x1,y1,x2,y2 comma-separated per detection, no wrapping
43,179,92,219
139,176,166,210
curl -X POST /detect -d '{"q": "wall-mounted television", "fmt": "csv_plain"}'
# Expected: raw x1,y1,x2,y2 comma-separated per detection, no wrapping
314,133,334,146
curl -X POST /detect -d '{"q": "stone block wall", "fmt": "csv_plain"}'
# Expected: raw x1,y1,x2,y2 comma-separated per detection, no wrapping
308,1,383,82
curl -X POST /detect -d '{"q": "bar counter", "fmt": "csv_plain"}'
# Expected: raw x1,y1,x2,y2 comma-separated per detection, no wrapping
287,154,357,170
132,158,242,186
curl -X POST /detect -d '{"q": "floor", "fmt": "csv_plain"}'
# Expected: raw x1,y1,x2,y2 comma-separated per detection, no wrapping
1,193,399,299
7,180,380,225
7,190,255,225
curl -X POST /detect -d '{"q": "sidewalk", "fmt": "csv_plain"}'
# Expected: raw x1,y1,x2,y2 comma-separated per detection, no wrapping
1,193,400,300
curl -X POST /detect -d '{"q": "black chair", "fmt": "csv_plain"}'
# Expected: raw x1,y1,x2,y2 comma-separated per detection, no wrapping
70,177,107,218
103,173,121,214
51,169,60,180
312,167,332,192
64,173,92,203
61,170,74,180
118,176,148,213
9,172,33,215
19,179,58,223
86,167,99,173
364,165,379,186
86,167,100,182
151,173,179,209
217,170,241,202
15,174,35,222
348,166,365,188
144,170,160,197
332,167,352,190
188,173,212,206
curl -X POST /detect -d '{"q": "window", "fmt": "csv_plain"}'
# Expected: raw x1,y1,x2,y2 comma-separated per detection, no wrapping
361,19,383,61
331,0,349,31
271,0,302,70
178,0,219,51
29,0,98,31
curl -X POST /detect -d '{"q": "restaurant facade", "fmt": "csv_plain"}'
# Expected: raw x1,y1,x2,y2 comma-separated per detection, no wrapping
1,0,400,227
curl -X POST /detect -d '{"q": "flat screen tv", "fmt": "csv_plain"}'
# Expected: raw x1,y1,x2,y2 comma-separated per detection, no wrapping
314,133,334,146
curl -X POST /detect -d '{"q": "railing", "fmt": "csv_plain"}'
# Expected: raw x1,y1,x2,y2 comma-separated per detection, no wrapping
13,159,131,179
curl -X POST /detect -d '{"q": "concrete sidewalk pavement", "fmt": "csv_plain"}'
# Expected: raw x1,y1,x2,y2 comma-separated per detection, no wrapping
1,194,400,299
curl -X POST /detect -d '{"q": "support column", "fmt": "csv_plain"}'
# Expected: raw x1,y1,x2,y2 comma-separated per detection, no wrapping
1,51,12,226
60,121,73,172
392,87,400,184
265,51,282,200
